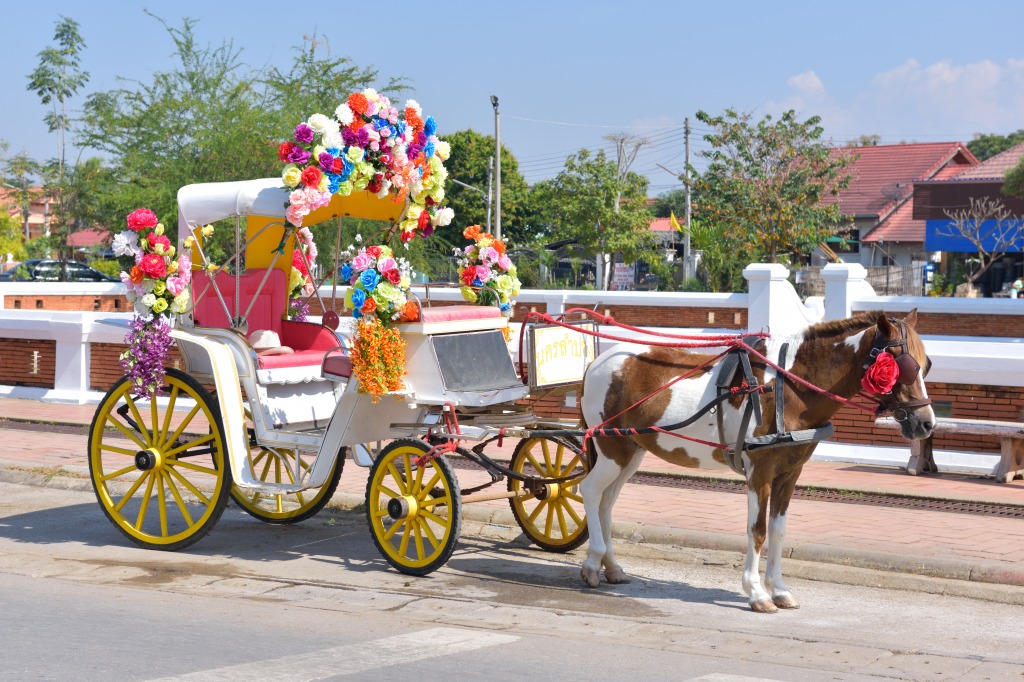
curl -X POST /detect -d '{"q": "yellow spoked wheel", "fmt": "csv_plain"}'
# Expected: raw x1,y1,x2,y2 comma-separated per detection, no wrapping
366,439,461,576
230,412,344,524
88,368,231,551
508,437,589,552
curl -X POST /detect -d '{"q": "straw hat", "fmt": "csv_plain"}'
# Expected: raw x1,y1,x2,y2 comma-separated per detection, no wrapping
249,329,293,355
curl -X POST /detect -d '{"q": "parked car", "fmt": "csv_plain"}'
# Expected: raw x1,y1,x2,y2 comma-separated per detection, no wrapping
0,259,119,282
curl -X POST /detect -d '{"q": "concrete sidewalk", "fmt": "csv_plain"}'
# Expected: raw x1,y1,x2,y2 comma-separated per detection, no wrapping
1,396,1022,591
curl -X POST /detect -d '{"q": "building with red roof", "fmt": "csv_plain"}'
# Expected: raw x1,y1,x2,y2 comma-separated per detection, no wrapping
822,142,978,266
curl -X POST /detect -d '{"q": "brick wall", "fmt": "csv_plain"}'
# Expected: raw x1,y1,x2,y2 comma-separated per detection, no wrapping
870,311,1024,339
0,338,56,388
90,343,185,391
4,295,127,312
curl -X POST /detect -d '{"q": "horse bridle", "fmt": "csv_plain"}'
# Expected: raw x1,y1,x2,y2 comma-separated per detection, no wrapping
867,319,932,421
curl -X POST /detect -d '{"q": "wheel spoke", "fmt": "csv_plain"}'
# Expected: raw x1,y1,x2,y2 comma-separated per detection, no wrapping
527,498,548,524
163,470,195,527
420,508,449,527
417,517,440,551
375,484,400,500
257,452,273,481
554,443,565,475
125,394,152,446
104,413,147,450
418,471,442,500
99,443,141,457
158,472,169,537
560,454,582,476
386,462,407,495
134,473,156,529
168,458,217,476
563,489,584,504
159,386,179,448
397,522,412,557
412,518,426,561
100,464,140,483
540,440,553,476
419,494,450,510
559,497,584,525
525,450,544,476
544,499,555,537
165,465,212,506
113,470,150,513
164,403,203,450
383,518,404,542
163,433,216,459
555,500,568,538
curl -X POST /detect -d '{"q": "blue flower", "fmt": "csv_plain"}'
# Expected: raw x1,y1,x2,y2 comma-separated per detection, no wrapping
472,278,483,287
327,172,341,194
423,142,435,159
500,302,511,312
360,269,380,291
424,116,437,137
339,157,354,181
341,264,352,281
395,121,406,137
353,308,363,319
373,118,390,132
351,288,366,309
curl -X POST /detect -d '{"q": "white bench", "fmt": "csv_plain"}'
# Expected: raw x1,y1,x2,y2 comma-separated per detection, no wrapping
875,416,1024,483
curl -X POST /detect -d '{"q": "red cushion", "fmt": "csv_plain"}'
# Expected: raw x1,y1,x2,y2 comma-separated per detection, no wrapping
255,349,329,370
280,319,339,351
322,354,353,378
417,305,503,323
192,268,287,333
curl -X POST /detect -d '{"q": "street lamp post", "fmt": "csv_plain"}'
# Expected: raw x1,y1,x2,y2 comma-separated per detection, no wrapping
490,95,501,242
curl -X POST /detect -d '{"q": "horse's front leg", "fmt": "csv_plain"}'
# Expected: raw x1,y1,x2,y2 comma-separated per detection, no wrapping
742,477,776,613
579,453,621,588
598,454,644,584
765,469,802,609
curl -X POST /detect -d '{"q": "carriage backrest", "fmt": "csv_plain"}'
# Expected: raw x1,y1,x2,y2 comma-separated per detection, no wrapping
191,267,288,334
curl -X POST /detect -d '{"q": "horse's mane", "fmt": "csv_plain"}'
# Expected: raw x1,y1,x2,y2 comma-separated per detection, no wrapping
803,310,882,341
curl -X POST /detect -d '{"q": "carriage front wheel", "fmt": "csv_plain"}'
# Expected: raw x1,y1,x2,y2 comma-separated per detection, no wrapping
365,438,461,576
508,437,589,552
88,368,231,550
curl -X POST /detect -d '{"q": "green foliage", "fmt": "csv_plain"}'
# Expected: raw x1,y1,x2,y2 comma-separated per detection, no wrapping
530,148,657,269
25,236,55,259
88,258,122,278
692,108,854,263
651,189,687,219
683,219,748,292
0,210,27,260
967,130,1024,162
846,134,881,147
1004,156,1024,199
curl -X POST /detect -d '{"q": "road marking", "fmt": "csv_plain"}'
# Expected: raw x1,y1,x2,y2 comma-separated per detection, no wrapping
148,627,518,681
688,671,782,675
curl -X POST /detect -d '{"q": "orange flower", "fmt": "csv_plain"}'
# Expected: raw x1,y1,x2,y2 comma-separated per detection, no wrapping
129,265,144,284
347,92,369,116
493,240,506,255
351,319,407,403
361,297,377,314
463,225,481,240
400,300,420,322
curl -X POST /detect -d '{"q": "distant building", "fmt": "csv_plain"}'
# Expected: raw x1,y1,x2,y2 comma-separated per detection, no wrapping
0,186,53,241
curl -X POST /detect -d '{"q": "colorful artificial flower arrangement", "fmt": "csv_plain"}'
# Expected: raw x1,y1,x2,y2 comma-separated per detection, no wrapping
455,225,521,318
277,88,454,242
338,237,420,401
113,208,201,397
288,227,318,322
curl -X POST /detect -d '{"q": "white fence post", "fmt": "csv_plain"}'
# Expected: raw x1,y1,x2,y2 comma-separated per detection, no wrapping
821,263,877,320
743,263,821,336
50,317,91,404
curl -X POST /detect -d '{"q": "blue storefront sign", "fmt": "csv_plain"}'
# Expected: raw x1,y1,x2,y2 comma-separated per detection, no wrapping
925,218,1024,253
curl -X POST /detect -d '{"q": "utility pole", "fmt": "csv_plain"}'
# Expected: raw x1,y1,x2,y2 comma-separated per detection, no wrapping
684,117,692,280
486,156,494,234
490,95,501,241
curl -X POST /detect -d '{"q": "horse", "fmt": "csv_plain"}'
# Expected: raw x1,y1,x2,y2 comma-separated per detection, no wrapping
578,310,934,613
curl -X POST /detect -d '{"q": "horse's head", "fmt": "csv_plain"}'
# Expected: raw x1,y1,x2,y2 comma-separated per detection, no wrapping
867,309,935,440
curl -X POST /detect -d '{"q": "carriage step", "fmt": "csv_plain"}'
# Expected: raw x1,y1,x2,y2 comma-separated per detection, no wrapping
744,422,835,452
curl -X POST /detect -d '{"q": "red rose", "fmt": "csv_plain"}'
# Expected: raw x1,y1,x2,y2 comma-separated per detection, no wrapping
862,351,899,394
332,158,344,173
292,249,309,277
147,233,172,253
139,253,167,279
366,245,382,258
460,267,476,286
418,209,430,230
399,229,415,243
126,208,158,232
300,166,322,189
361,297,377,314
385,268,401,284
277,142,295,162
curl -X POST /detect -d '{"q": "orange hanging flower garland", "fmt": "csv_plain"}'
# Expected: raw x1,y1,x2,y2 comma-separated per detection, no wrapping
349,318,407,403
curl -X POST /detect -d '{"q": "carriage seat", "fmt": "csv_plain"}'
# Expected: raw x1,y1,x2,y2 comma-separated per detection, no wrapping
191,268,344,382
399,304,506,335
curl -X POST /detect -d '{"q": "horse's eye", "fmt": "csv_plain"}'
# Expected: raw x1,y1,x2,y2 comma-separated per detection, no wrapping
924,356,932,377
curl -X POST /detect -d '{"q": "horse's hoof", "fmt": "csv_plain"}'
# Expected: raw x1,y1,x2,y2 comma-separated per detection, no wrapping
749,599,778,614
580,567,601,588
604,568,631,584
773,594,800,609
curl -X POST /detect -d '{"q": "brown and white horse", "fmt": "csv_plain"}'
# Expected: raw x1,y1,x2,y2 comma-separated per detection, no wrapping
578,310,934,613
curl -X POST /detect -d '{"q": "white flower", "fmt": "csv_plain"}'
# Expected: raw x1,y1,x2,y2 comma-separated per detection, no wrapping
322,129,343,149
433,207,455,227
141,293,157,308
404,99,422,116
335,102,354,126
434,140,451,160
112,231,139,257
133,300,154,320
307,113,332,134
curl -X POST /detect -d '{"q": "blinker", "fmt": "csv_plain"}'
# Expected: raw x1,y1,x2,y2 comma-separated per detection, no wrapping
894,352,920,385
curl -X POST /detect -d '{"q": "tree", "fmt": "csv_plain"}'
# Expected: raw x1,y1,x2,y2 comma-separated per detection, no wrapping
681,219,748,293
530,148,657,289
0,210,27,262
0,148,42,244
27,16,90,267
1004,156,1024,200
936,196,1023,287
692,108,854,263
967,130,1024,162
651,188,687,219
846,134,881,147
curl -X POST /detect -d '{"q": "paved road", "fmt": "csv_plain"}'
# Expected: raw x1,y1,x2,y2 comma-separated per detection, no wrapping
2,481,1023,681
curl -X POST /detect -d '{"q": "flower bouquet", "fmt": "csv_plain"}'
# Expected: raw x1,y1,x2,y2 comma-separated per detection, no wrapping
339,240,420,401
113,208,198,397
277,88,454,242
455,225,521,318
288,227,318,322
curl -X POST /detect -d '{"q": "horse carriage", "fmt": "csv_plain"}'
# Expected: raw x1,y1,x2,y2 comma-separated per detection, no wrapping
88,179,595,575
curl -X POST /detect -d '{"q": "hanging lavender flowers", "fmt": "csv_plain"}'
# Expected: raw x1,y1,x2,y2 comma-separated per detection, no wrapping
120,316,174,397
289,298,310,323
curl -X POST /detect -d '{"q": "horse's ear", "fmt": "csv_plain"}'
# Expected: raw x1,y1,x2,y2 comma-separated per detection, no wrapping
876,314,894,337
904,308,919,329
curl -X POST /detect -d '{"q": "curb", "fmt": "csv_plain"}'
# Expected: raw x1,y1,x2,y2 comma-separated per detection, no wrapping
2,464,1023,593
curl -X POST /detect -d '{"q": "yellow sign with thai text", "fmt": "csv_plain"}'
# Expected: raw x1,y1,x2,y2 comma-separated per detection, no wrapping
528,322,597,389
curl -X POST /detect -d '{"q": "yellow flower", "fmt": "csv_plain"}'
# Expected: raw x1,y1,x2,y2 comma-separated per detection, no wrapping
151,298,168,314
460,286,478,303
318,175,329,193
168,261,178,274
153,281,166,296
206,263,218,273
155,223,165,235
282,163,302,188
202,225,214,237
184,236,195,249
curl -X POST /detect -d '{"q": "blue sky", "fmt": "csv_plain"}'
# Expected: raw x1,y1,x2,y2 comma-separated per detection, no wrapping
3,1,1023,194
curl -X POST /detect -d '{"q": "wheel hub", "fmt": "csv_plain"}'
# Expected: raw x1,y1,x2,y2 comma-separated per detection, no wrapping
134,448,163,471
387,495,419,520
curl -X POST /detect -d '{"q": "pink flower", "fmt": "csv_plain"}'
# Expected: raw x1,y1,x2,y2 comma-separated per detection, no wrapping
352,253,372,272
126,208,158,232
177,253,192,283
475,264,493,282
377,256,397,272
480,246,499,264
497,254,513,271
286,204,308,227
166,276,187,296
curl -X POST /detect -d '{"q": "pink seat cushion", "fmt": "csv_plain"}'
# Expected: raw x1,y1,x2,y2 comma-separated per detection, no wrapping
418,305,503,323
192,268,287,334
254,320,343,370
321,354,353,378
255,349,330,370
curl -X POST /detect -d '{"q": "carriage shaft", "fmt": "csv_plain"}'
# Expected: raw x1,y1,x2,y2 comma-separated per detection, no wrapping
461,488,535,504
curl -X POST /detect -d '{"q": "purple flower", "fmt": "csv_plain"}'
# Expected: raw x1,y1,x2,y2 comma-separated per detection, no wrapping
289,299,310,323
287,146,311,165
294,124,315,144
319,152,335,173
355,127,369,147
342,128,357,146
121,317,173,398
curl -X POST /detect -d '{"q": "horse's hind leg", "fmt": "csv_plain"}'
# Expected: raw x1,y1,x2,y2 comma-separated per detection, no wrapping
766,468,802,609
598,453,644,584
579,452,621,588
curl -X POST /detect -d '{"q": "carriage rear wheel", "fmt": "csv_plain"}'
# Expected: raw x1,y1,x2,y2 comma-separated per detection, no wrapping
508,437,589,552
230,411,344,524
88,368,231,550
366,438,461,576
